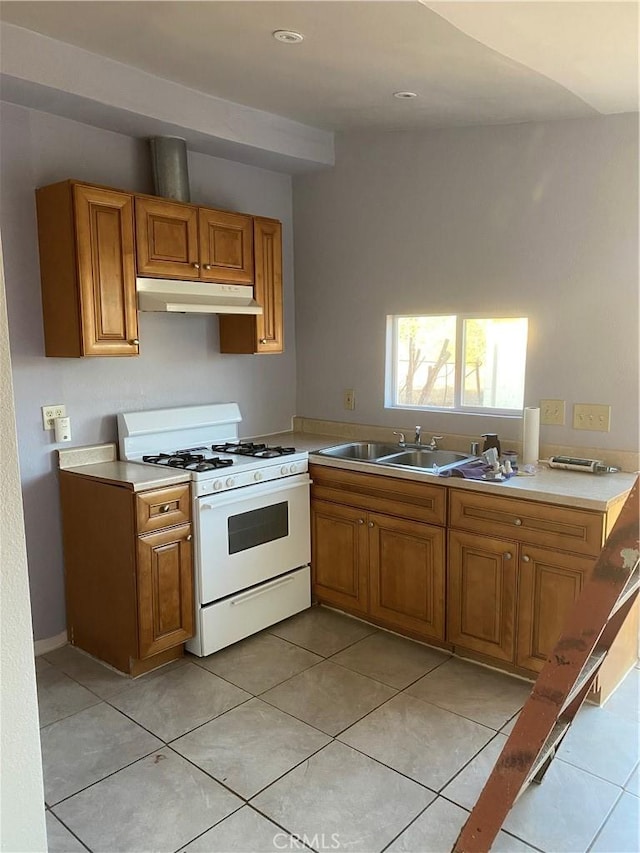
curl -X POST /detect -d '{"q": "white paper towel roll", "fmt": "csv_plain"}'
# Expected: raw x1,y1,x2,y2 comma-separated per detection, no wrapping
522,407,540,466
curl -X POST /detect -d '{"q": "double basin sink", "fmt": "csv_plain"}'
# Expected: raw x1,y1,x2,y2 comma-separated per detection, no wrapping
316,441,477,474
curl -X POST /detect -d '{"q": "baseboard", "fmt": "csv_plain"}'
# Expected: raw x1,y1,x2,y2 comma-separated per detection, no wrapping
34,630,68,657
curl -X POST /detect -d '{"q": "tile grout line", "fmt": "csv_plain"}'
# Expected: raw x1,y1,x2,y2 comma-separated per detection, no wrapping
45,808,93,853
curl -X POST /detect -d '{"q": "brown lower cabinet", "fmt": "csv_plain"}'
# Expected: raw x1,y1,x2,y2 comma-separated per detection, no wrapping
447,530,517,663
59,471,194,675
515,544,595,672
310,465,446,643
447,530,595,669
310,463,637,700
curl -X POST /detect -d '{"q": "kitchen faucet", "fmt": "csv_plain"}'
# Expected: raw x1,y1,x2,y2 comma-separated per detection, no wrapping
393,428,443,450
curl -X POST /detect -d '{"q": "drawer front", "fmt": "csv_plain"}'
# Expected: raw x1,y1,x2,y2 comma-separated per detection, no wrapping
136,484,190,534
309,464,446,526
449,490,605,556
187,566,311,657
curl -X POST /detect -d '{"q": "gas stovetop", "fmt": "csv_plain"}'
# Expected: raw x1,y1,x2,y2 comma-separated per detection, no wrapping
117,404,309,495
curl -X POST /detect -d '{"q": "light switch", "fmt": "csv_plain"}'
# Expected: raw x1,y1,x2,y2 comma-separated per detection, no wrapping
573,403,611,432
540,399,565,426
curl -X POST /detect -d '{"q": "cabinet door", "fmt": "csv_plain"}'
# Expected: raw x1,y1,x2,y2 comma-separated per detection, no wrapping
199,208,253,284
516,545,594,672
448,530,517,662
254,217,283,352
137,524,194,659
218,217,283,354
369,513,445,641
135,196,199,278
311,499,368,616
74,185,138,356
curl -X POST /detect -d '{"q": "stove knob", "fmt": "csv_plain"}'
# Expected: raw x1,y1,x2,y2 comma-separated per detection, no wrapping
254,472,263,481
226,477,235,488
213,480,223,491
281,465,289,476
289,463,297,474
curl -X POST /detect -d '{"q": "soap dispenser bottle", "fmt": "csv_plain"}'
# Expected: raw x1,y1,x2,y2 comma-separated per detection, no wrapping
481,433,501,456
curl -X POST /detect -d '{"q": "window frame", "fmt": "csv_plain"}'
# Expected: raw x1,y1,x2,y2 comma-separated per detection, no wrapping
385,312,528,417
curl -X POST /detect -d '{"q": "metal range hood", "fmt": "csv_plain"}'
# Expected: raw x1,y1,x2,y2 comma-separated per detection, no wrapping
136,278,263,315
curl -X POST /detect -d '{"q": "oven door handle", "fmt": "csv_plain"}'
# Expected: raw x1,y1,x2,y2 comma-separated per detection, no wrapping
229,574,296,606
199,474,310,510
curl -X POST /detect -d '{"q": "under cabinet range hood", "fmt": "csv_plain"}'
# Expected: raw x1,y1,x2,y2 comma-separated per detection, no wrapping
136,278,263,315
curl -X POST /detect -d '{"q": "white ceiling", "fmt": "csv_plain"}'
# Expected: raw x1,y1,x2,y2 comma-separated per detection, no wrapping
0,1,637,132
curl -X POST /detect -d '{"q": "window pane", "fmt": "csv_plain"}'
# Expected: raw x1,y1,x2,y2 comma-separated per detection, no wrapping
462,318,528,409
395,316,456,408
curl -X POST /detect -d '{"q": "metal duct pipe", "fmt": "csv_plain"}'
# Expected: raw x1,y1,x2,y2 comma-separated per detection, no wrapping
149,136,190,202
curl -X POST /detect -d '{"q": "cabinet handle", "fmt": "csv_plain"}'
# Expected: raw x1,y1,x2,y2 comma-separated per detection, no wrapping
193,262,201,270
368,521,374,528
522,554,531,562
131,338,140,345
514,518,523,526
186,534,192,541
358,518,364,525
203,264,212,270
160,504,171,513
504,552,513,560
260,338,268,345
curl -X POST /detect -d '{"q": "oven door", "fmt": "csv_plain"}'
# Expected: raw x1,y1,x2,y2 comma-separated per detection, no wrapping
195,473,311,603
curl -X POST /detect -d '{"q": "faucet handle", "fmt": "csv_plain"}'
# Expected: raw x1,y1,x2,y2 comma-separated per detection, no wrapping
393,431,406,446
430,435,443,449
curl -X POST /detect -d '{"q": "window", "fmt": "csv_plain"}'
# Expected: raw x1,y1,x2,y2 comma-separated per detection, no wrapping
386,314,528,414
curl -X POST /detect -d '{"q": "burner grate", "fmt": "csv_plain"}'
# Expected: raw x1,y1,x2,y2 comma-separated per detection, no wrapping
211,442,296,458
142,452,234,471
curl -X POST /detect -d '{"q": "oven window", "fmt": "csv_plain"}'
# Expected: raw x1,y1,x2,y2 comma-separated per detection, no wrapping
228,501,289,554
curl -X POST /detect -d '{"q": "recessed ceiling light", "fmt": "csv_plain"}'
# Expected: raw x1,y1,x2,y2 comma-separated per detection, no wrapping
273,30,304,44
393,91,419,99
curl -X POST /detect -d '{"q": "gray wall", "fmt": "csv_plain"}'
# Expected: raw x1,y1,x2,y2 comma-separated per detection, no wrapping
293,115,639,451
1,101,297,641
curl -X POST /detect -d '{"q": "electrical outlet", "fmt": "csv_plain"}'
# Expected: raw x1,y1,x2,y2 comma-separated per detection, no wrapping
540,399,565,426
42,404,66,430
343,389,355,411
573,403,611,432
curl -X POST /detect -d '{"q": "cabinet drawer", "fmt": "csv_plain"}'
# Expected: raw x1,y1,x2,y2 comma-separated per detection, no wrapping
449,490,605,556
309,464,446,526
136,484,190,534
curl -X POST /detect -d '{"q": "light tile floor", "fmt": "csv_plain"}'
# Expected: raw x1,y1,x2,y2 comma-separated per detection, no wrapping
37,606,639,853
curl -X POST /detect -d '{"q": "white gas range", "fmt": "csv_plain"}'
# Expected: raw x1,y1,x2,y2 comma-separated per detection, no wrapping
118,403,311,656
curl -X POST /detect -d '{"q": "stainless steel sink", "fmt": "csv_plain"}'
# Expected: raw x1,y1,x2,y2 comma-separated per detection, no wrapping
318,442,402,461
378,448,475,471
316,442,476,473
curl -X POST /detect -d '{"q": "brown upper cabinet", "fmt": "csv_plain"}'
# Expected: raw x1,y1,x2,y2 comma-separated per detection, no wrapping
135,196,254,284
36,180,284,356
36,181,139,357
219,217,284,354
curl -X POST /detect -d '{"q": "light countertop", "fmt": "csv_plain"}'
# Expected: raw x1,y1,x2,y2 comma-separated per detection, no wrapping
58,444,191,491
58,435,636,509
61,461,191,492
252,431,636,512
